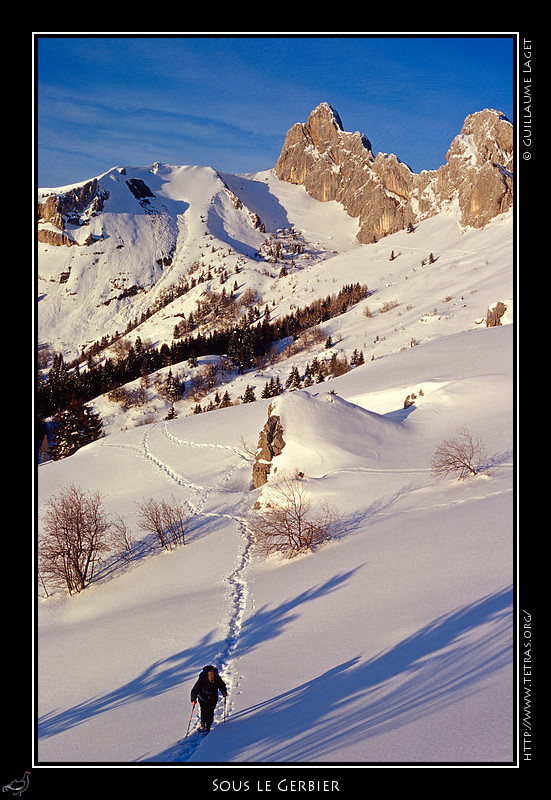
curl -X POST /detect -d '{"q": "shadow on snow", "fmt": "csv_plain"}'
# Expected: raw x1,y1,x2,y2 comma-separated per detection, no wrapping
38,580,512,763
190,586,514,763
37,569,359,747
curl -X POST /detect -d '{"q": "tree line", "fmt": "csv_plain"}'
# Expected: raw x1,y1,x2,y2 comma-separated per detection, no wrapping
37,282,370,423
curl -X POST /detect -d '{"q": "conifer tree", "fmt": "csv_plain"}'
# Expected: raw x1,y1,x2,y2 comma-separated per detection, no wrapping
219,390,232,408
351,348,365,366
286,365,301,390
50,399,103,460
303,363,313,386
164,369,181,403
243,384,256,403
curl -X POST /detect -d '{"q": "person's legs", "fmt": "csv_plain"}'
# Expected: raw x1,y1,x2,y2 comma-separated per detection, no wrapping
202,700,216,730
198,700,207,729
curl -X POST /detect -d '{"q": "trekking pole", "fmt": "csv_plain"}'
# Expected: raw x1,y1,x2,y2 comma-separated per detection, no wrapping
185,701,196,737
224,695,227,722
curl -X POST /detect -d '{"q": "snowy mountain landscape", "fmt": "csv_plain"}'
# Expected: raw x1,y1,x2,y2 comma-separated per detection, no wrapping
35,104,515,767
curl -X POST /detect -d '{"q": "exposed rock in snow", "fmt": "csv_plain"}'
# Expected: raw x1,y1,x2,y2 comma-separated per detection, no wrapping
275,103,513,244
252,403,286,487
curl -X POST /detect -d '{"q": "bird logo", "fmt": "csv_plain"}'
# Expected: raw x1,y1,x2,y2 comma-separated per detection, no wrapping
2,773,30,797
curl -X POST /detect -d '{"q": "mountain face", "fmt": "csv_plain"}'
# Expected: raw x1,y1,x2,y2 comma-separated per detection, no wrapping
275,103,513,243
37,164,273,358
37,104,513,360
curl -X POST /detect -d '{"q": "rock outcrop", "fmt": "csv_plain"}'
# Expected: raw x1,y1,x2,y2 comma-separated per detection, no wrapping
37,178,109,246
37,227,77,247
252,404,286,488
486,301,508,327
275,103,513,243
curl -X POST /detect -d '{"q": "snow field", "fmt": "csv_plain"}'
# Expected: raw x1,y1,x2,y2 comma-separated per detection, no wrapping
37,319,514,763
37,164,514,765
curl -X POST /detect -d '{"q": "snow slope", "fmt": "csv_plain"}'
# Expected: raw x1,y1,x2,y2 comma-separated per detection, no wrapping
37,166,361,360
37,161,515,766
37,321,514,764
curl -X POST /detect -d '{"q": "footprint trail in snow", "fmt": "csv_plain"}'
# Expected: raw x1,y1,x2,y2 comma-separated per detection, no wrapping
103,421,253,761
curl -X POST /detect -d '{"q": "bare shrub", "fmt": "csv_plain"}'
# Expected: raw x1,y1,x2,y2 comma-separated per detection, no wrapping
110,513,136,561
109,384,148,409
39,485,112,595
240,287,259,307
188,363,220,401
281,326,325,359
137,496,192,550
248,471,338,558
431,426,486,480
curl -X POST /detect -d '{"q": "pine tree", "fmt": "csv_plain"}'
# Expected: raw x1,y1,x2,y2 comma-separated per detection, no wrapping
351,349,365,366
303,363,313,387
286,365,301,390
243,384,256,403
219,391,232,408
38,432,50,464
50,399,103,460
164,369,180,403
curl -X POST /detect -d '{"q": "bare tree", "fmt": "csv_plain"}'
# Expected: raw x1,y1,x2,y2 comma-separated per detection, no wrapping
109,513,136,561
39,485,112,595
248,471,337,558
431,426,486,480
137,495,192,550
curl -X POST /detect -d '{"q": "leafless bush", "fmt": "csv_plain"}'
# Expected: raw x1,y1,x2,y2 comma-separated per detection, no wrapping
108,384,148,409
136,496,192,550
239,435,257,461
39,485,112,595
248,471,338,558
431,426,486,480
240,287,259,307
188,363,220,401
109,513,136,561
110,338,133,361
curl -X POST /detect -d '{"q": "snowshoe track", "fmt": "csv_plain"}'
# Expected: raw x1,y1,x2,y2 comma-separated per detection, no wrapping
101,420,253,761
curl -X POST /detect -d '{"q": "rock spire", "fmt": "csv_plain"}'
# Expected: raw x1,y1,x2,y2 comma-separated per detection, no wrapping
275,103,513,243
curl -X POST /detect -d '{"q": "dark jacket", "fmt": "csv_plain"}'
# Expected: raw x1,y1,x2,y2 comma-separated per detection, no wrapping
191,665,227,704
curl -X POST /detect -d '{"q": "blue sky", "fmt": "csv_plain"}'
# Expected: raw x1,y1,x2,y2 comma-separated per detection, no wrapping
35,34,516,188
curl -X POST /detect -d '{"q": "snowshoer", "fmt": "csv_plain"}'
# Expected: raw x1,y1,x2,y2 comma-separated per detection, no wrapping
190,665,227,732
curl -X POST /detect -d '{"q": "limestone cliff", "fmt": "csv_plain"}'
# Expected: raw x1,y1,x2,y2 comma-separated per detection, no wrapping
275,103,513,243
37,178,109,246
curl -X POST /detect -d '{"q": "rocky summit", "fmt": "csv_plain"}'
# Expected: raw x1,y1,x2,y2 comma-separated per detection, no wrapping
36,103,514,362
275,102,513,244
